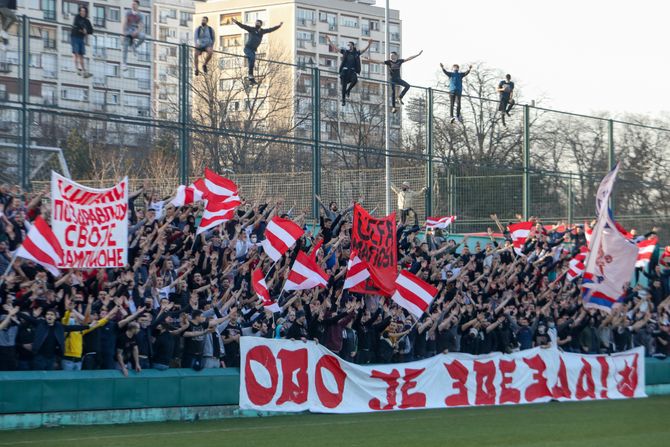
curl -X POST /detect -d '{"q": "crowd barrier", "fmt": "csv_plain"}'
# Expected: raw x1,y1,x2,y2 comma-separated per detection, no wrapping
0,358,668,430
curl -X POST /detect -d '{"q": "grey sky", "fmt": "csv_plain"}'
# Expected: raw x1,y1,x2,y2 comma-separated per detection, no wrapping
390,0,668,117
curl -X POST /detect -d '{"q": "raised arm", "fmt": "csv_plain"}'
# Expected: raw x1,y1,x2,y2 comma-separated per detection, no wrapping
232,18,255,32
404,50,423,62
263,22,283,34
360,38,373,54
439,63,452,77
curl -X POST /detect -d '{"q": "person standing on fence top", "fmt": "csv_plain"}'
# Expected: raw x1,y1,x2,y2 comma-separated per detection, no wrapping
70,5,93,78
384,50,423,114
122,0,146,69
327,36,373,107
231,17,283,85
497,74,515,126
391,181,427,227
440,62,473,123
0,0,17,46
194,16,215,77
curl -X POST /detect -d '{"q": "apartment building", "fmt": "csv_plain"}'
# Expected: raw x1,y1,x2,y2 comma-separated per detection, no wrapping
194,0,402,144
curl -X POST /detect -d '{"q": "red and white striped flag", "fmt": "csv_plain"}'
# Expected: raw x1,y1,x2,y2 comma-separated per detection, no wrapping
425,215,456,230
195,171,241,235
635,237,658,268
252,267,280,312
509,221,534,255
566,245,589,282
261,216,304,262
203,168,239,200
15,216,63,277
343,253,370,289
170,179,206,207
284,251,329,291
661,246,670,267
391,270,438,318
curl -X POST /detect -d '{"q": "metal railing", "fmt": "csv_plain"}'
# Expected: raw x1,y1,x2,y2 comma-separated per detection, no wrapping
1,15,669,242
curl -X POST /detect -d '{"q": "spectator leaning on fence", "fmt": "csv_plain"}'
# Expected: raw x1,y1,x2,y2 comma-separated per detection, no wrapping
391,181,427,226
0,182,669,375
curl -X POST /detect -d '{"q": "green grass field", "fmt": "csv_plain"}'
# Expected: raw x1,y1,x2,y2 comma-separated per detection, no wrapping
3,396,670,447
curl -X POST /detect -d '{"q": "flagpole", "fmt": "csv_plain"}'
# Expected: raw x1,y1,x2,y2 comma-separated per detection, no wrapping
0,251,19,288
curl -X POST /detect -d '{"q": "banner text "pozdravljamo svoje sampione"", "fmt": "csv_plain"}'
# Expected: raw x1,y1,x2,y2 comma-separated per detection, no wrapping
50,172,129,268
240,337,645,414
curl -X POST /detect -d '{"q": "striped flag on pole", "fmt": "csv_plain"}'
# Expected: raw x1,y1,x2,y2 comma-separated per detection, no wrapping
195,171,241,235
170,179,206,207
509,221,534,255
15,216,63,277
261,217,305,262
566,246,589,282
252,267,280,312
284,251,329,291
343,253,370,290
203,168,239,200
635,237,658,269
425,215,456,230
391,270,438,318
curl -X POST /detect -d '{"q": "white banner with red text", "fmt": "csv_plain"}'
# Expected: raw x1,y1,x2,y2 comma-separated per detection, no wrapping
51,172,129,268
240,337,645,413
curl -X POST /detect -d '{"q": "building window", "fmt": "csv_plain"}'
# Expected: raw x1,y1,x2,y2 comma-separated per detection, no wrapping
107,91,119,105
390,43,400,54
62,0,79,18
61,87,88,102
297,31,314,49
91,90,105,105
389,23,400,42
180,11,193,27
93,5,105,27
221,34,241,48
319,11,337,31
41,0,56,20
105,62,119,77
42,53,57,78
297,8,316,27
361,19,379,36
108,7,120,22
340,15,358,29
42,85,57,104
244,10,267,24
369,40,380,53
219,13,241,26
29,54,42,68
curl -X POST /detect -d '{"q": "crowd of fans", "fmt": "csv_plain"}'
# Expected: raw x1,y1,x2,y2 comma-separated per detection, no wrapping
0,182,669,374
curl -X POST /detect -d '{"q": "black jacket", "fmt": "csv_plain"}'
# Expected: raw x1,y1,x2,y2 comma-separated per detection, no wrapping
71,15,94,38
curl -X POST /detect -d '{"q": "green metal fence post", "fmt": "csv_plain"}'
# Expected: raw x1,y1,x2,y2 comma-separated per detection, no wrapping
522,104,531,220
311,67,321,221
425,88,434,218
567,174,574,225
178,44,189,185
608,119,615,212
20,16,30,190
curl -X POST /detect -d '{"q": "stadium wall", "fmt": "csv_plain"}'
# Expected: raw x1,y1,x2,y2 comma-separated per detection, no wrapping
1,360,669,430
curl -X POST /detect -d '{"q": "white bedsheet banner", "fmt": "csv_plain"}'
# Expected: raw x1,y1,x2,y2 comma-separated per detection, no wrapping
240,337,645,413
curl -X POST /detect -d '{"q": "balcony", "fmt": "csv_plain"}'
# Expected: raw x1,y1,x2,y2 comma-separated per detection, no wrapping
43,9,56,21
93,17,105,28
43,38,57,50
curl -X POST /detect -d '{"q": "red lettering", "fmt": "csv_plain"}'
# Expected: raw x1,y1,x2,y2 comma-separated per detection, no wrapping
499,359,520,404
596,356,609,399
244,345,278,406
65,224,77,246
523,354,552,402
551,357,571,399
315,355,346,408
474,360,496,406
369,369,400,410
576,358,596,400
276,348,309,405
444,360,469,407
616,353,639,398
399,368,426,409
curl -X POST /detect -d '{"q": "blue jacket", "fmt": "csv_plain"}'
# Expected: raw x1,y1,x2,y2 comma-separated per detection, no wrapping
442,67,471,93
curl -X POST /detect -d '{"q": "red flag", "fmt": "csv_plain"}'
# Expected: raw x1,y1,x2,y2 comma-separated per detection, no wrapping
15,216,64,277
252,268,279,312
635,237,658,269
196,171,241,235
566,245,589,282
509,221,534,255
203,168,239,200
391,270,438,318
170,179,206,207
350,204,397,297
284,251,329,291
261,216,305,262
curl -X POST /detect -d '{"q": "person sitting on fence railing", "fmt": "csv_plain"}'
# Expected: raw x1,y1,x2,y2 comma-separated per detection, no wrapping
70,5,94,79
383,49,423,114
497,74,515,126
0,0,17,46
231,17,283,85
122,0,146,69
194,16,215,77
440,62,473,123
0,184,668,375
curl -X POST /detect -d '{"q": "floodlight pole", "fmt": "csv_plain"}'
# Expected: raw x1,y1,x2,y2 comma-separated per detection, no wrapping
384,0,391,215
